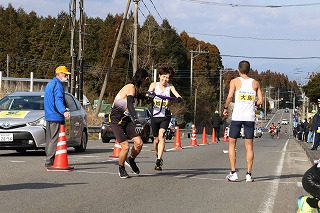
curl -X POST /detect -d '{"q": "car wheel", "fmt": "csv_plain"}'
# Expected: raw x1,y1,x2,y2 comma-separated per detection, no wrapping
75,131,87,152
16,149,26,153
102,138,110,143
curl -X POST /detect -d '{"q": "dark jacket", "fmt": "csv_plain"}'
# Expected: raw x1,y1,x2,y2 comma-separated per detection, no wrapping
211,114,222,128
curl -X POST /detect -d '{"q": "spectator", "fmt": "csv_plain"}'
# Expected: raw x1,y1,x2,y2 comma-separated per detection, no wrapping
211,110,223,141
44,65,71,168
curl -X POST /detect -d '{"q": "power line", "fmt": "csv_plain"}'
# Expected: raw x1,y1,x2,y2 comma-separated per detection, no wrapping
186,31,320,42
221,55,320,60
180,0,320,8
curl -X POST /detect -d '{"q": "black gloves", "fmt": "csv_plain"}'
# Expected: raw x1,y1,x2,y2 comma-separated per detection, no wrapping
177,97,183,103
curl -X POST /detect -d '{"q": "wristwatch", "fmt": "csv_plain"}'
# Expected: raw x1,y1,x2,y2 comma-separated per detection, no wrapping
224,106,228,110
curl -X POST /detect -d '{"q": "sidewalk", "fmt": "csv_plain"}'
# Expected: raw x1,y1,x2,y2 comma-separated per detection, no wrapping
296,139,320,164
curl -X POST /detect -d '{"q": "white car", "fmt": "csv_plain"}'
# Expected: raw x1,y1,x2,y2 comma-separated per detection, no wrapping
281,119,288,125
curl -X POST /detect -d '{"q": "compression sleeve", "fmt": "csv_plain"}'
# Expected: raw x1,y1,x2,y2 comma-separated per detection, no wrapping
127,95,138,120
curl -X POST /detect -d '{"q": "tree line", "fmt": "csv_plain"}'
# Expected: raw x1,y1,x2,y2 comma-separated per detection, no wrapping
0,4,304,124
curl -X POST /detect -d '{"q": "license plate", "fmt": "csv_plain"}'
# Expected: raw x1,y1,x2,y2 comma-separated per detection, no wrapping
0,133,13,142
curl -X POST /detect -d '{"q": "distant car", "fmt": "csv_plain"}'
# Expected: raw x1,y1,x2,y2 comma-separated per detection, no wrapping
285,108,289,113
0,92,88,153
281,119,288,125
101,107,153,143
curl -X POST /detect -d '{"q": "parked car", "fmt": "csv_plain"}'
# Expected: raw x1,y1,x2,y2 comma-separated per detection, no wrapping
101,107,154,143
281,118,288,125
0,92,88,153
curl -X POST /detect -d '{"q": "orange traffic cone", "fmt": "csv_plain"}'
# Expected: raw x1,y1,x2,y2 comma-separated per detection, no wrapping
47,124,74,171
189,125,198,146
211,128,217,143
110,140,122,158
173,127,183,149
201,127,208,145
223,127,229,142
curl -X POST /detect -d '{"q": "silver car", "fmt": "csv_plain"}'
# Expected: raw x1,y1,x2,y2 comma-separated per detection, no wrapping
0,92,88,153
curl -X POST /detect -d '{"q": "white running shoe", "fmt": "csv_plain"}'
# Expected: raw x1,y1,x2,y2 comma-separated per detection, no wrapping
226,172,238,181
246,174,254,182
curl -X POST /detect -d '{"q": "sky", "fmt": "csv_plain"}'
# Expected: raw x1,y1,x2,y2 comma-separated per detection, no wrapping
1,0,320,82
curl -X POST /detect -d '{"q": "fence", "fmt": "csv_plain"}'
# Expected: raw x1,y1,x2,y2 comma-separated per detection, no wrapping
0,71,49,98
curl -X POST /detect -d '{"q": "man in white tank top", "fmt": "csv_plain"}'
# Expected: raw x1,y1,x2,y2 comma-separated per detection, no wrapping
222,60,263,182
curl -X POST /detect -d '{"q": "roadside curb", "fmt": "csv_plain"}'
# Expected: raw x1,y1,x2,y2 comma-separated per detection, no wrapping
296,139,320,164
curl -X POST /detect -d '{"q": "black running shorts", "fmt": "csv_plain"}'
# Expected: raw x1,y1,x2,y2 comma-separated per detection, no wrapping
110,116,139,143
229,120,255,139
151,116,171,137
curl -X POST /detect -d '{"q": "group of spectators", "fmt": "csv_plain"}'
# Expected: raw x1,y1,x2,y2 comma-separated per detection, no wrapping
293,110,320,150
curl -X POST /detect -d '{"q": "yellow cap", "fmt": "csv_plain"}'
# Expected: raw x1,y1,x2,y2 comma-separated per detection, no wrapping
55,66,71,75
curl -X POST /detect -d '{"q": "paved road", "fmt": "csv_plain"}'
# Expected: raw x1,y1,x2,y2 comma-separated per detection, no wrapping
0,123,312,213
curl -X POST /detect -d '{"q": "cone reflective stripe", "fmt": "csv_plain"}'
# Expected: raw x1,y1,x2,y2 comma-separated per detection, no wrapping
110,140,122,158
201,127,208,145
223,127,229,142
173,127,183,149
189,125,198,146
47,124,74,171
211,128,217,143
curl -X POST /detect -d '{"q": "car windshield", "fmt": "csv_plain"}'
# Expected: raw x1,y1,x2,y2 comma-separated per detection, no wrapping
0,95,44,110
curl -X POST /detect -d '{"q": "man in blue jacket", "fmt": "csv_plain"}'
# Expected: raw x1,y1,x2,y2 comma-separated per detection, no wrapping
44,66,71,168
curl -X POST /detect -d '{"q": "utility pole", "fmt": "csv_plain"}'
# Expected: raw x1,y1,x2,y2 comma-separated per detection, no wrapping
190,46,209,97
95,0,131,116
69,0,77,96
133,0,140,76
6,54,9,77
78,0,85,104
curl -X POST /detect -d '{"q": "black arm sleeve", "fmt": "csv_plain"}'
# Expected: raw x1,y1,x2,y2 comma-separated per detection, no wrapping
127,95,138,120
135,92,147,100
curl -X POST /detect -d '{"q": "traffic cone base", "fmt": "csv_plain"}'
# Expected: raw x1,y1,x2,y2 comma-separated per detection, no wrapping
201,127,208,145
110,140,122,158
174,127,183,149
211,128,217,143
48,125,74,172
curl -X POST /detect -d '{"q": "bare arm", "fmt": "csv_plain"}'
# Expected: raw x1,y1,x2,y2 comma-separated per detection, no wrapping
170,84,182,98
255,80,263,106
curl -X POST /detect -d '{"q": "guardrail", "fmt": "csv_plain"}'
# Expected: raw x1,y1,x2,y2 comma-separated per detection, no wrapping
88,126,101,133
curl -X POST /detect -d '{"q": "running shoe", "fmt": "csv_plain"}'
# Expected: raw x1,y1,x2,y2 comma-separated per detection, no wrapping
156,154,164,166
119,166,129,179
297,196,313,213
154,159,162,171
125,157,140,174
245,174,254,182
226,172,238,181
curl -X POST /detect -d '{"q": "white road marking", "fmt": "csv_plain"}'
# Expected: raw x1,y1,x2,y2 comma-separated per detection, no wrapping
10,161,26,163
258,139,288,213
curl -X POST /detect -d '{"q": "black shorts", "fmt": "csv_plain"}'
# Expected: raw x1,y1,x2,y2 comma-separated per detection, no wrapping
229,120,255,139
151,116,171,137
110,116,139,143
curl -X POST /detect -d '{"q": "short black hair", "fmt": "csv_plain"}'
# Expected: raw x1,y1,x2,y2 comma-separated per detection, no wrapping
132,68,148,88
158,66,175,77
238,60,250,75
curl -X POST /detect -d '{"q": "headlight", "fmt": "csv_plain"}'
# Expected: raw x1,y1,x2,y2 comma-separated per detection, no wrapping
28,117,46,126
